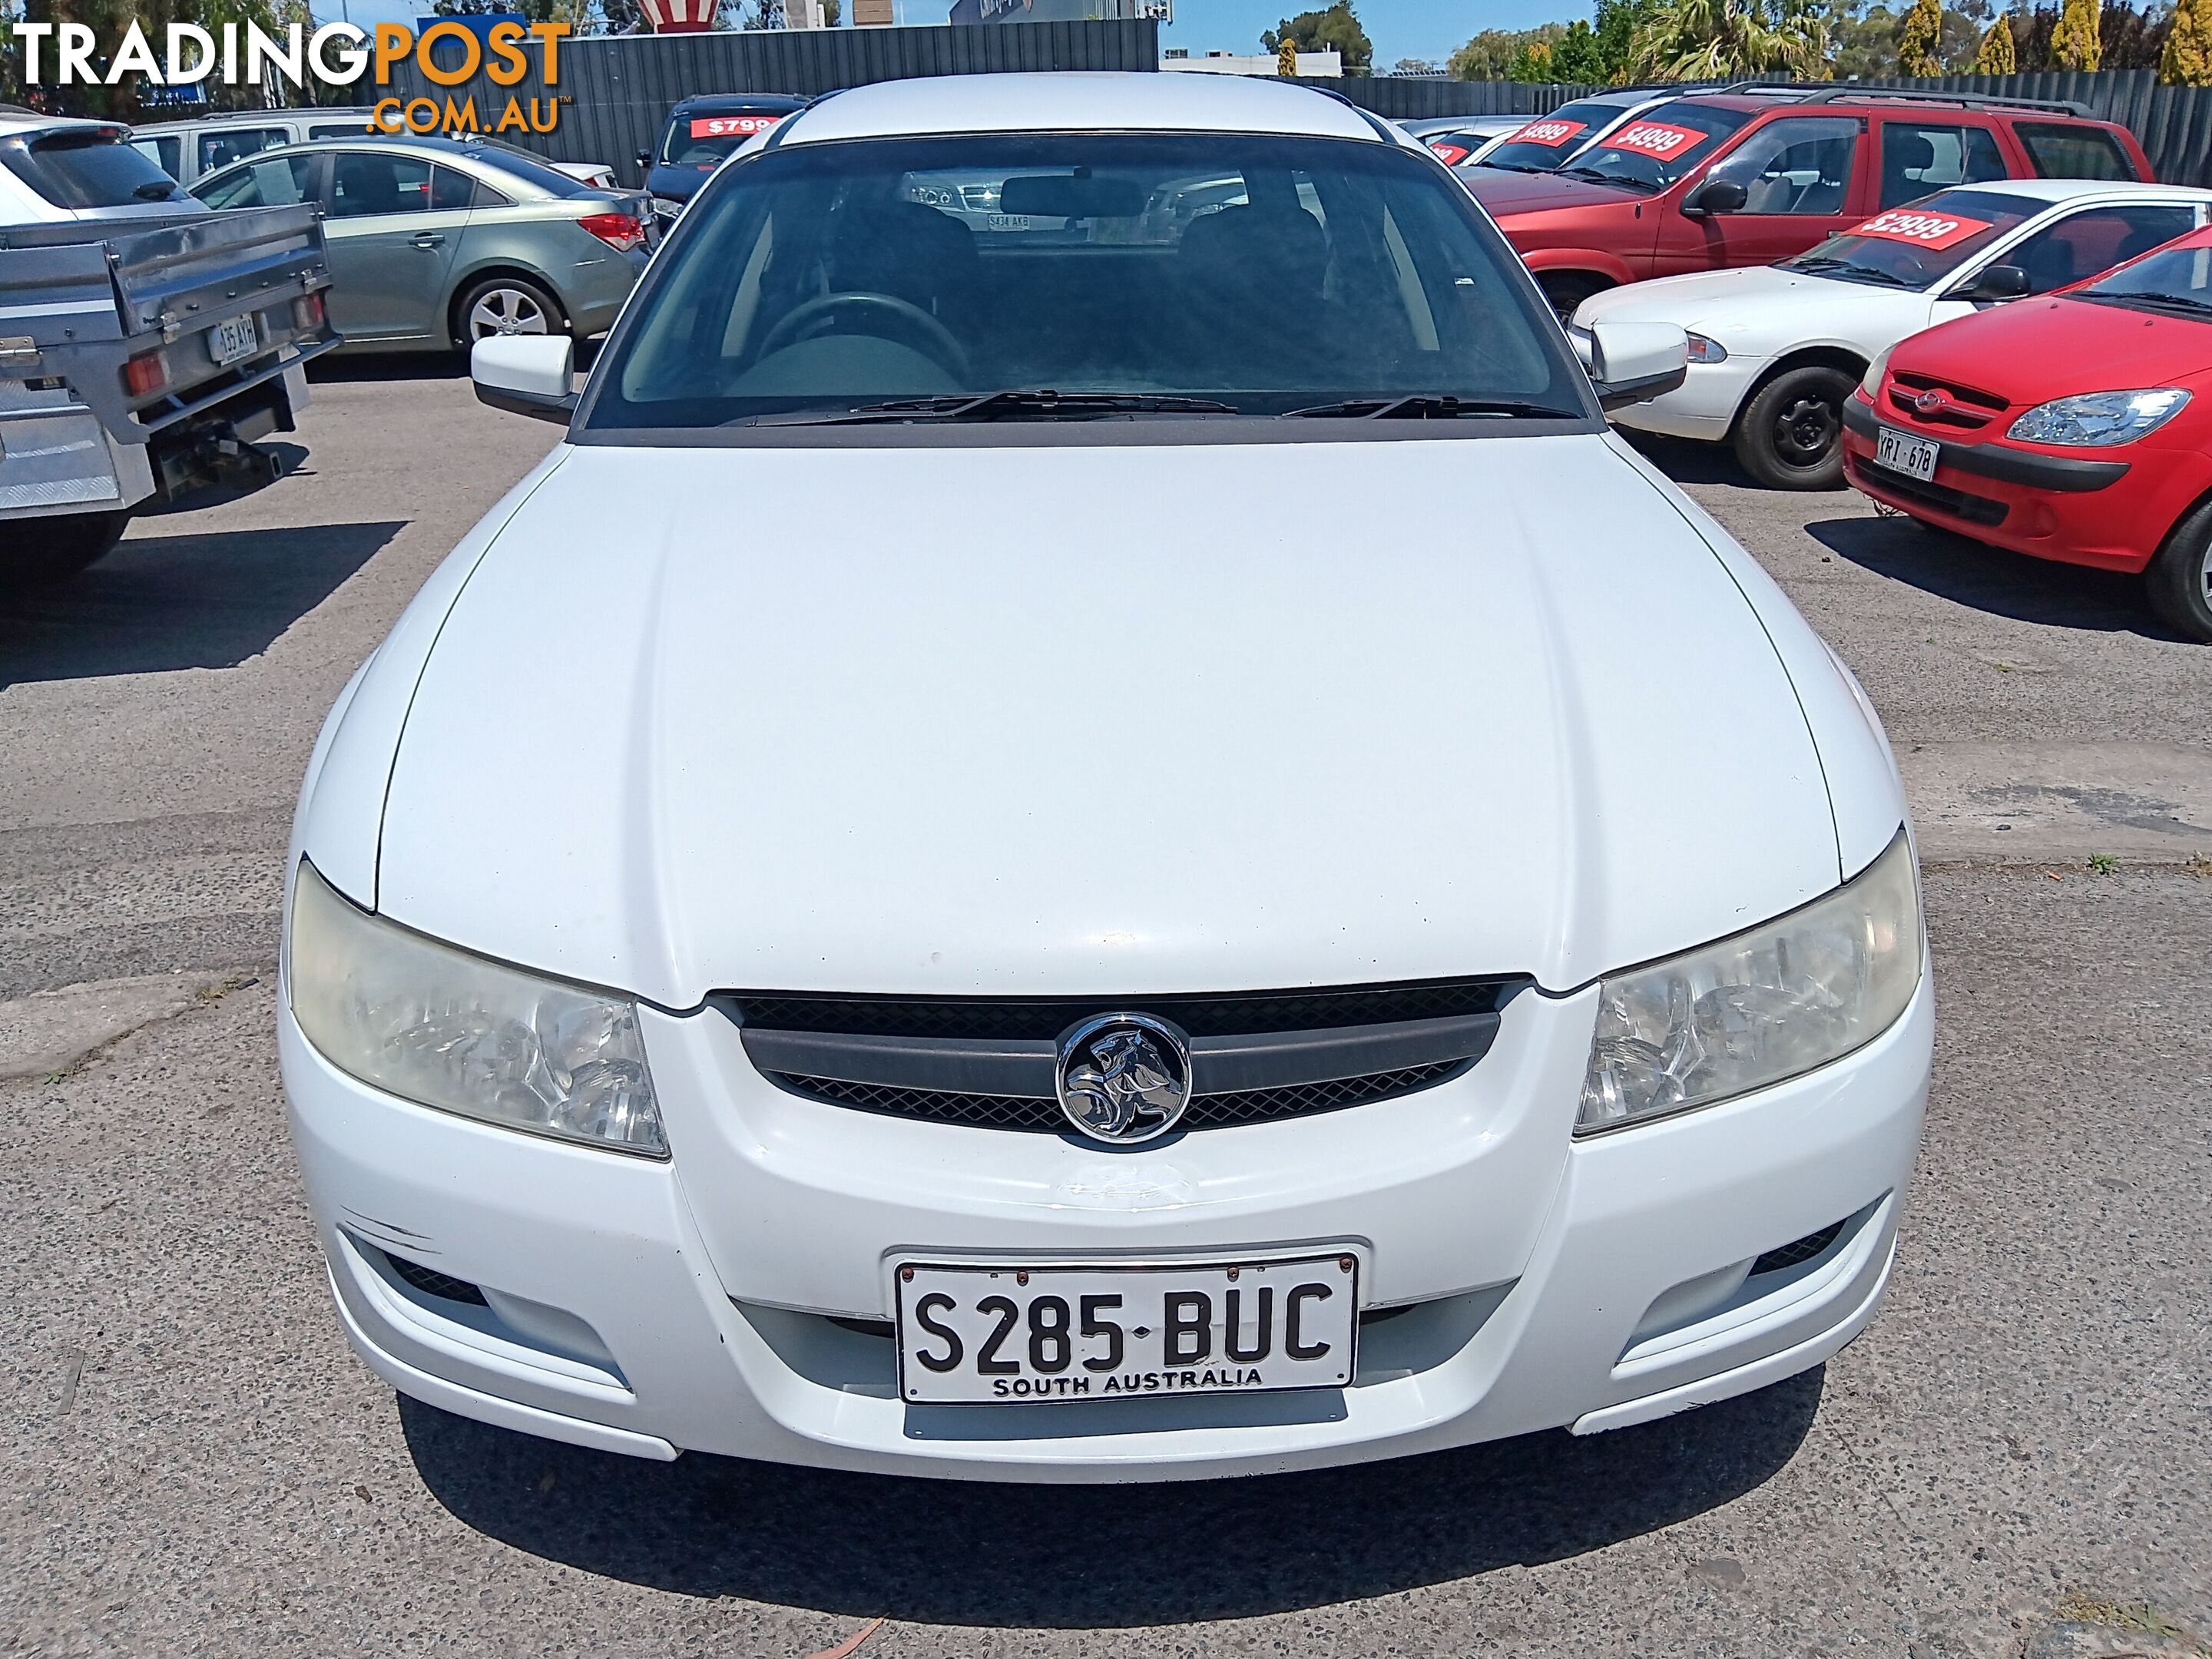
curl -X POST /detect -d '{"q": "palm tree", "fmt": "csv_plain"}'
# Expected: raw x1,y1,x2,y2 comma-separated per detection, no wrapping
1627,0,1833,80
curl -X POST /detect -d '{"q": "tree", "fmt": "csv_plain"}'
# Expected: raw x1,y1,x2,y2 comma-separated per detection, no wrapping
2164,0,2212,81
1509,37,1555,78
1591,0,1662,78
1263,1,1373,75
1897,0,1944,70
1976,10,2018,66
2051,0,2100,66
1278,35,1298,75
1550,18,1608,80
1626,0,1833,79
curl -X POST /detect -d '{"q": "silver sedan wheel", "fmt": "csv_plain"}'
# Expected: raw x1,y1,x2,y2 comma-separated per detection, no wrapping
467,286,550,339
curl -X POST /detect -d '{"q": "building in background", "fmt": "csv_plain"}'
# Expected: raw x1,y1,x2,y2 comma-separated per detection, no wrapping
951,0,1170,22
855,0,894,22
1159,47,1340,74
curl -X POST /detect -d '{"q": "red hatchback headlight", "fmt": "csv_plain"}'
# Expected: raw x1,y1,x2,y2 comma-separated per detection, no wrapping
578,212,647,253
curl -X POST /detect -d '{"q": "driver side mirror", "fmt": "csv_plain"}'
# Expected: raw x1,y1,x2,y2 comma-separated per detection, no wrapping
1959,262,2031,302
636,148,652,170
1588,320,1689,409
472,334,577,424
1682,177,1748,216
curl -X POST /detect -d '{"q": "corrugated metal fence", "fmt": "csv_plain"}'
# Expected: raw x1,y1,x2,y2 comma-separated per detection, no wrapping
386,33,2212,191
388,20,1157,183
1311,68,2212,187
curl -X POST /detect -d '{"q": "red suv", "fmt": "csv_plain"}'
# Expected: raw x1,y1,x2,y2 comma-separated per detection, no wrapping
1464,88,2153,318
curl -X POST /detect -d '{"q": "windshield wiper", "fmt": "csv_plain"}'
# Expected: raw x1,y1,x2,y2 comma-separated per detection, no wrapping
2095,290,2212,314
1283,394,1580,420
131,182,177,201
1561,166,1656,194
1789,256,1915,288
737,389,1242,427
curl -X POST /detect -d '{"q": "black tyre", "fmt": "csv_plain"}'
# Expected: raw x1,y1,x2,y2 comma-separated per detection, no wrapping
1734,365,1857,492
2147,497,2212,642
12,510,127,589
453,273,567,349
1538,271,1609,326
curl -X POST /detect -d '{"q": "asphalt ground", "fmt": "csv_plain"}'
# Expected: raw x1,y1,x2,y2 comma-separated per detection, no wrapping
2,368,2207,1657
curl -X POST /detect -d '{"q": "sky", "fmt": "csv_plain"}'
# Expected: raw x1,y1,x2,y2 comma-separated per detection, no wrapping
332,0,1581,81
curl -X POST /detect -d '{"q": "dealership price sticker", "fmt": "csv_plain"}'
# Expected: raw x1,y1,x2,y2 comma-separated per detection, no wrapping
1607,121,1708,160
691,114,783,138
1847,208,1993,250
1508,118,1588,148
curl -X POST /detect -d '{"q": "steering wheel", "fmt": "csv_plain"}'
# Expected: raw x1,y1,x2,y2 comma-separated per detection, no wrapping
757,291,970,382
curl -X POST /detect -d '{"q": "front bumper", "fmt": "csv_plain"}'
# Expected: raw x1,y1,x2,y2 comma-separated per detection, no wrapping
1841,394,2173,574
281,969,1933,1482
1606,355,1768,442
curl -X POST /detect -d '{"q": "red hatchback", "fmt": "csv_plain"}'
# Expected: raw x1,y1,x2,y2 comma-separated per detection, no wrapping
1841,224,2212,640
1467,88,2151,320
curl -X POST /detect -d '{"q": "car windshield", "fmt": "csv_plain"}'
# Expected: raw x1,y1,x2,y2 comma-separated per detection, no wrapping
0,127,189,208
661,110,790,169
2076,236,2212,315
458,143,590,197
1783,188,2039,289
1555,101,1754,193
585,131,1583,432
1476,100,1634,174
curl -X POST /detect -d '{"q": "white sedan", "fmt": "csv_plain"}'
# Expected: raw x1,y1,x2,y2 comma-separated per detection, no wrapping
1576,178,2212,488
280,70,1932,1482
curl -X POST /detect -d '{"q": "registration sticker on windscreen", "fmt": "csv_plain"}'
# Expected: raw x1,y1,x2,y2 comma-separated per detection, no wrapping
1846,208,1993,250
1606,121,1709,160
1509,118,1588,148
690,114,781,139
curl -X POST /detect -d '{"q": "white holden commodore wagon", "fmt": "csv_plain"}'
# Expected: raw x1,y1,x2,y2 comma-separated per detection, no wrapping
280,71,1932,1481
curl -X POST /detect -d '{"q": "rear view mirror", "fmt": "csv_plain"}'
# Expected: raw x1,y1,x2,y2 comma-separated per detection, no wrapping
998,172,1148,220
1588,320,1689,409
472,334,576,423
1683,177,1748,216
1961,262,2031,301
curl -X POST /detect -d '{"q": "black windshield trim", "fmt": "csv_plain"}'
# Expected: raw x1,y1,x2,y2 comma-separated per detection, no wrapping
573,127,1601,445
565,414,1607,449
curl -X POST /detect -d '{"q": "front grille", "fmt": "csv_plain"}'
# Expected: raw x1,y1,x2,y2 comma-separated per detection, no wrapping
1750,1220,1845,1277
1852,455,2010,527
732,977,1518,1135
726,979,1509,1041
382,1251,488,1306
770,1057,1469,1133
1888,371,2008,431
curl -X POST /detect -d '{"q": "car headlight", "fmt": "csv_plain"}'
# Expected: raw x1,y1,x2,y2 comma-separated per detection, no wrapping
1578,830,1922,1134
287,859,667,1157
1685,332,1727,365
2005,388,2189,447
1859,347,1892,399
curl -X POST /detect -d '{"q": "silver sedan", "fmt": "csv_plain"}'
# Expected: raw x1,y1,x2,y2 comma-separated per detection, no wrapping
192,134,652,354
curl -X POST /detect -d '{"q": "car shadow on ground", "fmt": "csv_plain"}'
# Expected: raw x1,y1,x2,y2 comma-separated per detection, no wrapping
1805,513,2181,638
402,1371,1822,1627
0,520,401,687
1618,430,1760,488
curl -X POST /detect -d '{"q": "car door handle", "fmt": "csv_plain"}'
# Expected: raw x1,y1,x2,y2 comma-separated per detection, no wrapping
411,232,445,249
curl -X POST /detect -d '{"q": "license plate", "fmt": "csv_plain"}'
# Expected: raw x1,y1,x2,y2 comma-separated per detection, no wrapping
985,214,1031,232
895,1253,1359,1405
206,314,259,366
1875,424,1939,482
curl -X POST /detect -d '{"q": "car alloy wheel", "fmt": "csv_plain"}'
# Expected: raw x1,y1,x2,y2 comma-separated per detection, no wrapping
469,286,550,339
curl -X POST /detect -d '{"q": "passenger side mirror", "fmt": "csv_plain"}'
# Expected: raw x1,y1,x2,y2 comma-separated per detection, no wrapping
636,148,652,170
472,334,577,424
1959,262,2031,302
1682,177,1748,216
1588,320,1689,409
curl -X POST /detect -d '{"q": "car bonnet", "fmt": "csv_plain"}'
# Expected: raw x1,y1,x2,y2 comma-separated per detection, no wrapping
366,433,1846,1008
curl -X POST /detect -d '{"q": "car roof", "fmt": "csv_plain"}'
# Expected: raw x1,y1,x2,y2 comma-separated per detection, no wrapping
133,106,380,133
671,93,810,115
1941,177,2212,205
0,110,120,141
777,71,1392,147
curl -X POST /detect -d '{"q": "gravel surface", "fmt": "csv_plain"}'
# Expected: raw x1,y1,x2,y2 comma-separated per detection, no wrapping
2,371,2207,1657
